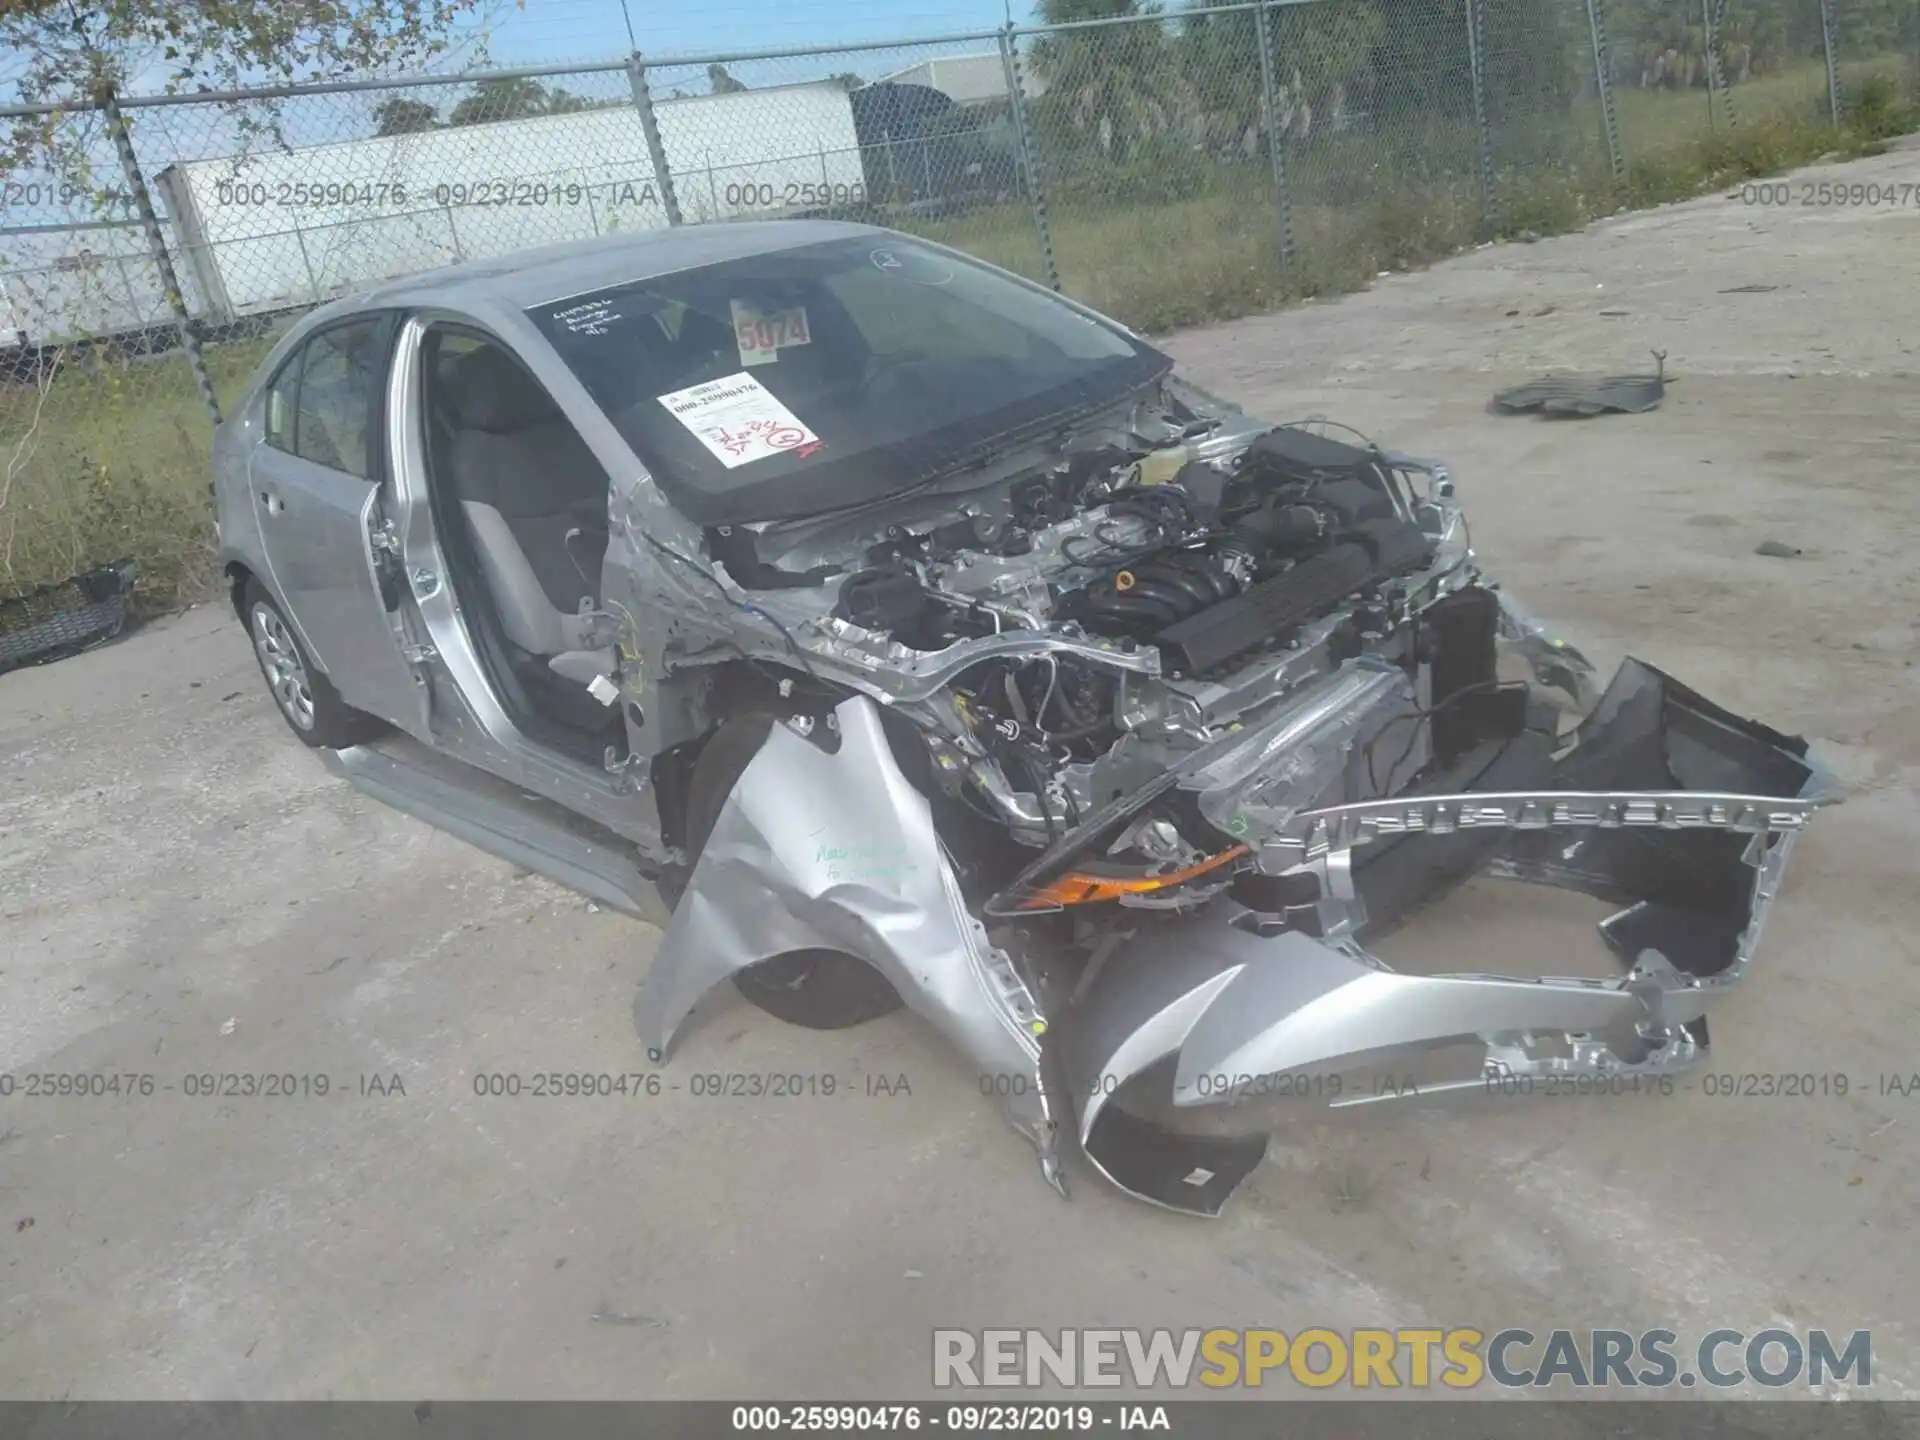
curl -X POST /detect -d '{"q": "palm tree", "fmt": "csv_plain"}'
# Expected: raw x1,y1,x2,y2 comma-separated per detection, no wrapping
1029,0,1177,163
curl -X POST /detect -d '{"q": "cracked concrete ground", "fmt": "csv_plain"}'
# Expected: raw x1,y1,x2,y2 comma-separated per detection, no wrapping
3,143,1919,1404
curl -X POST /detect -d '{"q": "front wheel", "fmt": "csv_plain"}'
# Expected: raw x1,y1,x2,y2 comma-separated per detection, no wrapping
243,580,387,750
675,713,903,1031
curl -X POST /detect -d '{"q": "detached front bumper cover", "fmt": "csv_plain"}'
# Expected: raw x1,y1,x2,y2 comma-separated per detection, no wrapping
1057,655,1842,1215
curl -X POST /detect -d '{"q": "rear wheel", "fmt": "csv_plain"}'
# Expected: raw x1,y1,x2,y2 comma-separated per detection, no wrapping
243,580,388,750
674,714,904,1030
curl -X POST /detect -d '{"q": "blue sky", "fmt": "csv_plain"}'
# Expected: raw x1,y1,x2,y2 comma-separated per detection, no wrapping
439,0,1037,68
0,0,1042,101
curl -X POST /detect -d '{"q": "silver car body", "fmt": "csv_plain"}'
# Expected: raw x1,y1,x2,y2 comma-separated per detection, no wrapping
215,220,1839,1216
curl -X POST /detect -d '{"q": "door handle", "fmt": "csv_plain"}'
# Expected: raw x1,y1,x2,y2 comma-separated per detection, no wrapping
258,490,285,517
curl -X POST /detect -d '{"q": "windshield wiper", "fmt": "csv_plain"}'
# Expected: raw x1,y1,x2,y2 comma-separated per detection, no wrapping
893,369,1173,500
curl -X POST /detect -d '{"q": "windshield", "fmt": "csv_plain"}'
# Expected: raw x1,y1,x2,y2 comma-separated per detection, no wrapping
526,233,1170,525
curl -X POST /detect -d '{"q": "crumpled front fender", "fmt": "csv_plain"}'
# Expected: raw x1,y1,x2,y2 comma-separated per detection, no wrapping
631,694,1066,1186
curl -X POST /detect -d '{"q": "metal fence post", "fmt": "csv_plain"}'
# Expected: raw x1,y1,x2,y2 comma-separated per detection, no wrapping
1819,0,1843,125
1465,0,1495,218
1584,0,1624,181
1702,0,1717,130
628,53,684,227
99,86,222,426
292,221,322,303
1254,1,1296,268
999,24,1061,292
1714,0,1737,127
1700,0,1736,130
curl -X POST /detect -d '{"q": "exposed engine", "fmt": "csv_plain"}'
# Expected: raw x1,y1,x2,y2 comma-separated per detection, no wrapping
686,408,1474,894
827,422,1436,677
671,390,1486,919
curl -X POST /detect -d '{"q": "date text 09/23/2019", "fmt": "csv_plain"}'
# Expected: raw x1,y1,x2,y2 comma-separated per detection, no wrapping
427,179,864,210
207,177,869,210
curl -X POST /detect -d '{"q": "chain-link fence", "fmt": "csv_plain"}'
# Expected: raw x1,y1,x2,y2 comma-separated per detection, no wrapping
0,0,1905,607
1829,0,1920,119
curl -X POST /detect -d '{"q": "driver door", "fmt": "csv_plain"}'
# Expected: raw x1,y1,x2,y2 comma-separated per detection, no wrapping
249,313,422,732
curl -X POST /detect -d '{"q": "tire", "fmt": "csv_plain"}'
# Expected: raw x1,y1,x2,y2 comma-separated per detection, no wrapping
679,714,903,1031
242,580,388,750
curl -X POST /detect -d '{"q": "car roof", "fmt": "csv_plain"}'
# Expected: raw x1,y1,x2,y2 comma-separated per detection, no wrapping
336,218,888,316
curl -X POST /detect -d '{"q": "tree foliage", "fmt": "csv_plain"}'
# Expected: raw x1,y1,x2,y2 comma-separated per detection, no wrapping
1600,0,1895,86
372,95,438,134
2,0,484,205
448,75,555,124
367,79,602,131
1022,0,1659,189
1027,0,1402,177
1029,0,1181,165
0,0,483,102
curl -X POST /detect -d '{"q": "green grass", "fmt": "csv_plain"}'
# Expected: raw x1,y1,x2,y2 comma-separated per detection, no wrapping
1,337,273,609
1612,58,1836,156
3,58,1915,611
913,72,1904,336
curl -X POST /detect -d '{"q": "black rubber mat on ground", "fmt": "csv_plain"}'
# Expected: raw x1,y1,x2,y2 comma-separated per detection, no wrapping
1494,351,1669,416
0,558,138,676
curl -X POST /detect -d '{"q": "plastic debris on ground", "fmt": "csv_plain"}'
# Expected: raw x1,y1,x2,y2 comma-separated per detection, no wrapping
1493,351,1670,418
0,558,139,676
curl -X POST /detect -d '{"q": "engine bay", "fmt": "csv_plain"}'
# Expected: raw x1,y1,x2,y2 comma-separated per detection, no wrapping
827,422,1437,672
677,396,1488,907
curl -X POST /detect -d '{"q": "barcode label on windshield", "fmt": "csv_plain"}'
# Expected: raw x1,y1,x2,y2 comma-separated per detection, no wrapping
657,371,822,469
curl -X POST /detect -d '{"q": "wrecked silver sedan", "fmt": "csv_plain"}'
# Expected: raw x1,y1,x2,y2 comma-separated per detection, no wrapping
215,220,1838,1216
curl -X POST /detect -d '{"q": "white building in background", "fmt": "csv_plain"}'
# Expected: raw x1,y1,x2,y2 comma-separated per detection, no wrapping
0,80,863,350
0,275,22,349
153,80,863,326
875,52,1044,108
0,223,203,348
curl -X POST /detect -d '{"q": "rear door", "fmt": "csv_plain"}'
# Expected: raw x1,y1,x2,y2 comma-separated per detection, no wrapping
249,313,419,727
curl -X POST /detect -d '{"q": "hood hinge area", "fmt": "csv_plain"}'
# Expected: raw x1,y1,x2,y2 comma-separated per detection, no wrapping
400,642,439,733
603,745,649,795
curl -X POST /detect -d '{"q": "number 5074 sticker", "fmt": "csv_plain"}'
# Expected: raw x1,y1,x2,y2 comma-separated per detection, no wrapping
657,371,822,469
731,301,810,365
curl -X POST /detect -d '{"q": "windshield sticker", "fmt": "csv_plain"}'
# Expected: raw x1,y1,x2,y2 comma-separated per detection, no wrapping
554,299,620,336
731,301,812,366
870,247,953,286
657,372,822,468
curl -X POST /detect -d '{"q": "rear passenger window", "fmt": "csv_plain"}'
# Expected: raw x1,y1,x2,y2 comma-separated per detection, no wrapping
293,320,387,478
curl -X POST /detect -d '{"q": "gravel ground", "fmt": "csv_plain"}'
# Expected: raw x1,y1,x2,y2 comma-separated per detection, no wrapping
3,143,1918,1404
